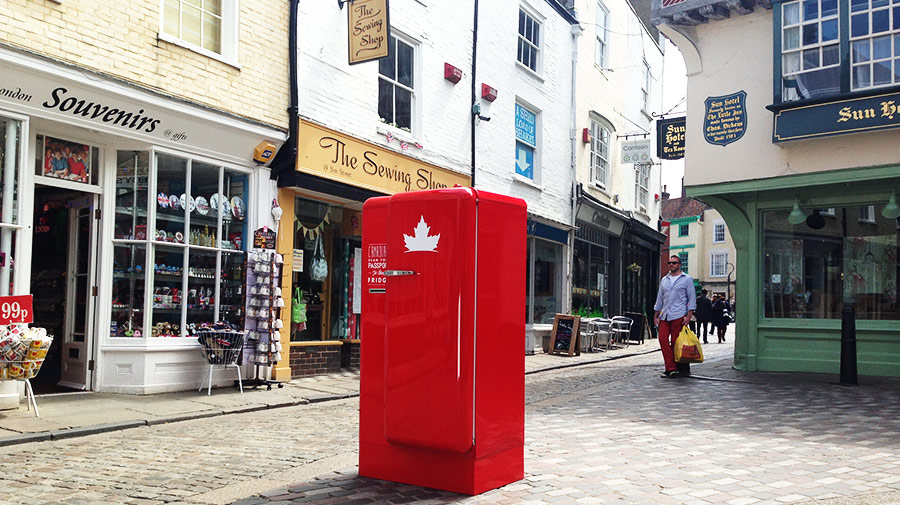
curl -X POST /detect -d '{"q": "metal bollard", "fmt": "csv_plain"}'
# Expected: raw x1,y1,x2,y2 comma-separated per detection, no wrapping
840,305,858,386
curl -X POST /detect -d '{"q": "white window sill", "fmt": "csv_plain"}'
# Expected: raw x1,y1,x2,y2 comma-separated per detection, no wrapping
158,32,242,70
593,64,611,79
514,174,542,190
591,181,610,194
376,124,416,144
640,109,653,120
713,240,725,244
515,61,545,82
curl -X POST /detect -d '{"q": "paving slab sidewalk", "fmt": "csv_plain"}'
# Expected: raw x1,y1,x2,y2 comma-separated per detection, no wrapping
0,338,661,446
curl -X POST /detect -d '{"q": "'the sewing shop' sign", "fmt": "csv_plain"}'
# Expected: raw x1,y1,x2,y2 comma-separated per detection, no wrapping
347,0,391,65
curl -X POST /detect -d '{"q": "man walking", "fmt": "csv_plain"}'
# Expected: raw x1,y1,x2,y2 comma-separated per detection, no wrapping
653,255,697,378
695,289,713,344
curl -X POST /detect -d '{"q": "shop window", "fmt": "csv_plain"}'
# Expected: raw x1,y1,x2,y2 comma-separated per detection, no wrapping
515,102,539,182
110,151,250,337
378,34,416,132
714,221,726,243
290,197,362,341
679,252,689,274
573,238,608,318
763,205,900,320
776,0,899,102
0,117,21,296
679,223,689,236
161,0,239,63
518,7,542,73
35,135,98,186
590,118,611,188
595,1,610,69
529,237,563,324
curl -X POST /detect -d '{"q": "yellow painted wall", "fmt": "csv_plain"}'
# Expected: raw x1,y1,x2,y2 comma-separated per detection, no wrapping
0,0,289,129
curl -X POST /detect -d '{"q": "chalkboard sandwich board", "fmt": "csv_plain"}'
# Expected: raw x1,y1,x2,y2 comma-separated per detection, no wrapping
549,314,581,357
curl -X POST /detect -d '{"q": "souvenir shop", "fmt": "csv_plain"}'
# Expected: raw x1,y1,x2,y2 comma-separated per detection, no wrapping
0,47,285,402
272,119,469,380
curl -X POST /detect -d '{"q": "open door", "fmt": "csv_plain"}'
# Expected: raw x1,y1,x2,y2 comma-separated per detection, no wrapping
58,195,98,390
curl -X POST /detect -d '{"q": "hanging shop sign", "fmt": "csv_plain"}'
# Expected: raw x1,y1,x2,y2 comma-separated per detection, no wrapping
0,295,34,325
704,91,747,146
253,227,276,249
772,90,900,142
348,0,391,65
297,120,470,194
620,139,651,164
656,116,685,160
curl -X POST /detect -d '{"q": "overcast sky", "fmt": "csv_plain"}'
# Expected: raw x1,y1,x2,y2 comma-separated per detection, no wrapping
660,41,687,198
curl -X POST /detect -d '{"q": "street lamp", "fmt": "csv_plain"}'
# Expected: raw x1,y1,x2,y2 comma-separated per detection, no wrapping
726,262,735,303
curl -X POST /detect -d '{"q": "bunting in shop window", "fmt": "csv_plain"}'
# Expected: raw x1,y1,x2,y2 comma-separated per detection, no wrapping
295,214,330,239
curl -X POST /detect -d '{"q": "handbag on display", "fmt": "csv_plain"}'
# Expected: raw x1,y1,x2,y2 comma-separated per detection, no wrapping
292,288,308,324
310,234,329,282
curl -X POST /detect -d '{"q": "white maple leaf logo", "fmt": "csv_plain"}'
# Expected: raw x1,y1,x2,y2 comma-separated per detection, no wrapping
403,216,440,253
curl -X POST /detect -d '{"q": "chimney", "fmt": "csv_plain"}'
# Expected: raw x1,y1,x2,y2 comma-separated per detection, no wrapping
661,185,670,200
681,177,686,199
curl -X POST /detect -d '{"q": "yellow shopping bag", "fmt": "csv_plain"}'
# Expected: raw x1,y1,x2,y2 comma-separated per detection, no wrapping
674,326,704,363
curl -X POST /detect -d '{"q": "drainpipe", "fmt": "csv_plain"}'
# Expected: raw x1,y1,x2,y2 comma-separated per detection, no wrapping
470,0,479,187
270,0,299,180
568,22,581,313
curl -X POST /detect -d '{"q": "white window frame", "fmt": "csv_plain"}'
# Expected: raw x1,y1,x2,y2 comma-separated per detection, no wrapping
378,33,418,134
634,162,650,212
713,220,726,243
859,204,876,223
595,1,610,69
641,59,652,113
158,0,240,68
710,251,729,277
514,100,541,185
849,0,900,90
590,117,611,188
517,6,543,75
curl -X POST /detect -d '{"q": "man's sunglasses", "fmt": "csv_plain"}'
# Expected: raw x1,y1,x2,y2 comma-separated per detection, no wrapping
668,261,681,265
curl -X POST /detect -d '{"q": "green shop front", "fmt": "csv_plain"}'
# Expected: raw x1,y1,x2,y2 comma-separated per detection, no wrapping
655,0,900,377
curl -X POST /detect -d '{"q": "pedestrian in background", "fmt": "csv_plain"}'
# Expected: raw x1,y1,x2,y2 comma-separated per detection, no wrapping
712,294,730,343
653,255,697,378
695,288,713,344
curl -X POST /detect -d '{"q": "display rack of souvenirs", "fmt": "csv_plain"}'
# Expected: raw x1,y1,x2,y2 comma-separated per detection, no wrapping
0,325,53,417
244,249,285,390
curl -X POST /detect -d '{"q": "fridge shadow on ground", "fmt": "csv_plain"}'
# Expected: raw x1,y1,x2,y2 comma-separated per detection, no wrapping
258,473,489,504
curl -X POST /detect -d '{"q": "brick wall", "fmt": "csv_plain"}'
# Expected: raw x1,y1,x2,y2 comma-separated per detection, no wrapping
289,344,342,377
0,0,289,129
340,341,360,369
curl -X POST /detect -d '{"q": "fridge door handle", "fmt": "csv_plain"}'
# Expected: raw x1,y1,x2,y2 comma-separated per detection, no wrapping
384,270,417,277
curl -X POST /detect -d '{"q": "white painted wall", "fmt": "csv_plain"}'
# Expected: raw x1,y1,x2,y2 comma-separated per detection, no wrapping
473,0,578,226
573,0,665,225
298,0,579,227
298,0,473,179
669,9,900,188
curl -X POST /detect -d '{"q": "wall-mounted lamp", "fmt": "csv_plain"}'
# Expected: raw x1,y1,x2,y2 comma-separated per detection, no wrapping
613,194,620,204
882,191,900,219
787,197,808,224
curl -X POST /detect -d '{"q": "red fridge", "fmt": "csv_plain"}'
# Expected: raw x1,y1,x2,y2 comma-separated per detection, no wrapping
359,187,526,495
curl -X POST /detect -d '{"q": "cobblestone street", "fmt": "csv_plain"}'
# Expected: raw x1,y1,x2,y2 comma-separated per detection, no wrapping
2,340,900,505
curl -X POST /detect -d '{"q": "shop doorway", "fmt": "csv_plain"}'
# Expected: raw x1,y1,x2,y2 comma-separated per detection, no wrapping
31,186,98,393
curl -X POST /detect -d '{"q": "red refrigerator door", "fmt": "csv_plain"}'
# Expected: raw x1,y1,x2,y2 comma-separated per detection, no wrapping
383,189,476,454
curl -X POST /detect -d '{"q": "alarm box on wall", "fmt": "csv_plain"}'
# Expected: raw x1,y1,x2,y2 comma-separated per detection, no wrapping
359,187,527,495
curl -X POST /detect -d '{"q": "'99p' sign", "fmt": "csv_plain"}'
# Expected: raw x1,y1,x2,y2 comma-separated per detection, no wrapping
0,295,33,325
